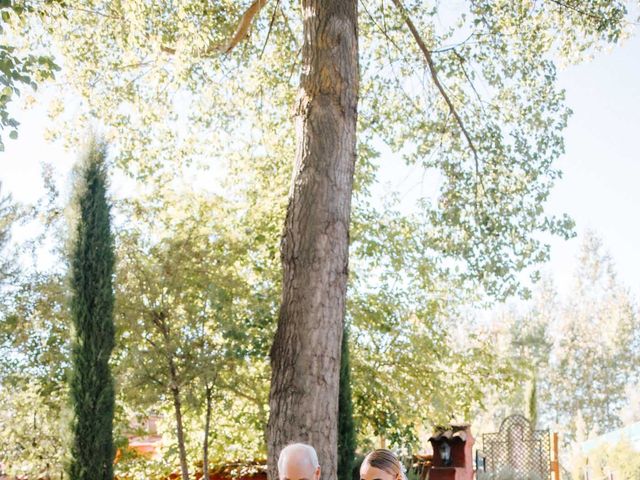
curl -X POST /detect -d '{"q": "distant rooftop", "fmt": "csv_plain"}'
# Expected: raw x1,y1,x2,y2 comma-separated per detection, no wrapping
580,421,640,454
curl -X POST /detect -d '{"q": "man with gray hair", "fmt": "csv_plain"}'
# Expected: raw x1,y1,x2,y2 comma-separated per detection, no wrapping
277,443,321,480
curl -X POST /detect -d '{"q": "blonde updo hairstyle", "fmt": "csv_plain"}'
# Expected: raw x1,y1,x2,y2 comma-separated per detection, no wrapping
362,449,407,480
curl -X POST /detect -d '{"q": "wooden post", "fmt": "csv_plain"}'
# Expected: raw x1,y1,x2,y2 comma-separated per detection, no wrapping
550,432,560,480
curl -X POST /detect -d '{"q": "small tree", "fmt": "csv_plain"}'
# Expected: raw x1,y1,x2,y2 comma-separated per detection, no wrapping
338,326,356,480
68,140,116,480
528,377,538,429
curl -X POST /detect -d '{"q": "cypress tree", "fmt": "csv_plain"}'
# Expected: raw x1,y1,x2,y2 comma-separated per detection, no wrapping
338,325,356,480
68,141,116,480
528,376,538,429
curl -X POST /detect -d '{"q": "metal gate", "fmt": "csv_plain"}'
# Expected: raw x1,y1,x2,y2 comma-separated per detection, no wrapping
479,414,551,480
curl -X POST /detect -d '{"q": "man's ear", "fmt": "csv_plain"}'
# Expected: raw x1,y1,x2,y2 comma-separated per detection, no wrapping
315,466,321,480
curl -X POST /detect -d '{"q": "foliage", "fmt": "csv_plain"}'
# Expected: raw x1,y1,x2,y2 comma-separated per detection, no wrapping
0,182,26,287
15,5,633,453
13,0,635,296
0,256,70,477
474,232,640,446
0,272,69,478
0,0,60,150
0,380,68,479
546,233,640,436
114,187,276,476
68,140,116,480
178,366,269,467
0,272,69,391
349,198,522,447
573,437,640,480
28,0,635,298
619,382,640,426
1,0,638,473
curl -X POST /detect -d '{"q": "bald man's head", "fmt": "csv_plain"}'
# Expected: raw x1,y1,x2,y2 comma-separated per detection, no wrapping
277,443,321,480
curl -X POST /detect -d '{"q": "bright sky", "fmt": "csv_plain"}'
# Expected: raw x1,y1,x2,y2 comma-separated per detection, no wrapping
545,32,640,298
1,31,639,299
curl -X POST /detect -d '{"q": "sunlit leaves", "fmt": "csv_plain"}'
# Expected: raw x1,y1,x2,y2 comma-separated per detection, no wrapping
0,0,60,150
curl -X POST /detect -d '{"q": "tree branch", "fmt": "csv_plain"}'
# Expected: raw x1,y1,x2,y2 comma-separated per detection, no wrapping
259,0,280,58
218,380,263,408
430,32,476,54
360,0,405,57
389,0,481,182
547,0,611,23
546,0,639,27
452,49,485,112
161,0,270,56
67,6,123,20
216,0,270,54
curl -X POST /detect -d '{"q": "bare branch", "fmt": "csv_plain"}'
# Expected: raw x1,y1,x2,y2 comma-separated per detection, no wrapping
452,50,485,111
218,380,263,407
360,0,405,56
279,4,301,51
259,0,281,58
210,0,270,55
161,45,177,55
389,0,481,181
67,6,123,20
430,32,476,54
161,0,270,56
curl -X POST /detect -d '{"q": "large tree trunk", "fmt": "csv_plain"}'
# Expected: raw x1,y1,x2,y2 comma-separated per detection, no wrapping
267,2,359,480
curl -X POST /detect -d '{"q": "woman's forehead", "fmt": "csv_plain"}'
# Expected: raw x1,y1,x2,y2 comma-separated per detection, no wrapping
360,464,395,478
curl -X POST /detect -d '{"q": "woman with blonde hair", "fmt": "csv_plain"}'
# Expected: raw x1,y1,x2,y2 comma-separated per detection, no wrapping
360,449,406,480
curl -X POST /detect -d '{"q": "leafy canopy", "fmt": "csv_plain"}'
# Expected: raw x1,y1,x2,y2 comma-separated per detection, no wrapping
3,0,637,467
26,0,634,298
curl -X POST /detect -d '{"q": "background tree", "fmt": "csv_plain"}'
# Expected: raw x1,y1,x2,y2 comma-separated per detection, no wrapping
68,140,116,480
474,232,640,450
0,172,70,479
7,0,639,477
0,273,69,479
338,326,356,480
115,189,275,480
0,183,23,285
573,437,640,479
116,221,220,480
528,377,538,429
547,233,640,435
0,381,67,479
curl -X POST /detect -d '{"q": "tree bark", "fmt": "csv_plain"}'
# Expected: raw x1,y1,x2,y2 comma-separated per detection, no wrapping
203,383,213,480
169,360,190,480
267,2,359,480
